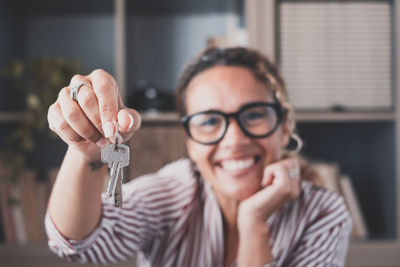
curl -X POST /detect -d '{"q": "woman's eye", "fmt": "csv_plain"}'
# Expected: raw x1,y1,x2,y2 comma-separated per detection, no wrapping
199,116,220,126
190,114,222,128
244,111,267,121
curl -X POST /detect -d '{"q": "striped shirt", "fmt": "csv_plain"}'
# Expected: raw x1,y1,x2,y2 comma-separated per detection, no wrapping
45,158,352,267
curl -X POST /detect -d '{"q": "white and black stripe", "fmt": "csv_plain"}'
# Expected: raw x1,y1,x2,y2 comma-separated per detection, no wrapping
45,158,352,267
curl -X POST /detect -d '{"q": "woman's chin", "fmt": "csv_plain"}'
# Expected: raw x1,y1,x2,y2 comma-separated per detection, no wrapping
221,182,261,201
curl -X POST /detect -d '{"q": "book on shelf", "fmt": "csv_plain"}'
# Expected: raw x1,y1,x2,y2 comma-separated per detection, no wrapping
10,182,28,244
0,167,59,244
307,160,368,240
339,174,369,240
310,161,342,194
18,170,43,243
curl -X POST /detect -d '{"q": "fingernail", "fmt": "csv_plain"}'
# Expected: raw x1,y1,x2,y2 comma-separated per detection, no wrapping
96,138,109,147
103,122,114,138
128,114,134,129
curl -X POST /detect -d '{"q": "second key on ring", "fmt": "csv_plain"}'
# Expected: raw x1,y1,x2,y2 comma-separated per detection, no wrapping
101,142,130,207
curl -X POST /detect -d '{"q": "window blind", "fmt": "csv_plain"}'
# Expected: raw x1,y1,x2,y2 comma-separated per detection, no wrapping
279,1,393,111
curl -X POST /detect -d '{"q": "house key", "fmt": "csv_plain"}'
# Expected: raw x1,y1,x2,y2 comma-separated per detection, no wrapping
101,124,130,207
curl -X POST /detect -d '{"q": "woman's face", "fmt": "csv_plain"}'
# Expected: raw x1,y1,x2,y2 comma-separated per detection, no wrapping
185,66,290,201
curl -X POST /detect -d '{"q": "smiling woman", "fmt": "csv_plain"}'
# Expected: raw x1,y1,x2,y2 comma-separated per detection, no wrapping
184,65,290,201
45,47,352,267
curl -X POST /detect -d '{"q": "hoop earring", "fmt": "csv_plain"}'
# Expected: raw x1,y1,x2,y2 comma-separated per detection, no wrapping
289,133,303,154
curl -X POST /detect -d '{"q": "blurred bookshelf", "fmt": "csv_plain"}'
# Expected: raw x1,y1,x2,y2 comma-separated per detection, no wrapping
247,0,400,266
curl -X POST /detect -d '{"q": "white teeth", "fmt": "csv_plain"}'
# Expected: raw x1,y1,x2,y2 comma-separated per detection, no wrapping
221,158,254,171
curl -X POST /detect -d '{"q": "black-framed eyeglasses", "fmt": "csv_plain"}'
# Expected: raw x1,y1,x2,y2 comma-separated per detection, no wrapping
181,101,287,145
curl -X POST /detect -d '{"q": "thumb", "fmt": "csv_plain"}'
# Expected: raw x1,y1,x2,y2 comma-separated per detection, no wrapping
117,108,141,135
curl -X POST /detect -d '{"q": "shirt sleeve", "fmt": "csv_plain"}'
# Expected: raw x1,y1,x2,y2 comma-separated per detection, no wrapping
45,167,197,264
284,186,353,267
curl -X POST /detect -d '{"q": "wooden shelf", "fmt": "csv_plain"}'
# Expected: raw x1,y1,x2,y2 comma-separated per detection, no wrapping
140,111,179,124
0,112,23,122
296,111,396,123
140,111,397,124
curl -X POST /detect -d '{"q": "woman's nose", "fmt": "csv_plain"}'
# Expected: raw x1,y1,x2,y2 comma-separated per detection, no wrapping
219,119,250,146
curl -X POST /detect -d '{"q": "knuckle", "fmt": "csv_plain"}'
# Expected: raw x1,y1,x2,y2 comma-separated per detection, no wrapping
47,103,55,121
79,90,96,109
47,103,60,130
57,120,70,132
80,126,91,137
91,69,112,84
96,82,110,94
80,126,98,141
70,134,82,143
91,69,117,88
91,69,112,81
71,74,85,83
58,87,69,99
65,108,81,122
87,131,101,142
101,103,115,116
91,68,106,76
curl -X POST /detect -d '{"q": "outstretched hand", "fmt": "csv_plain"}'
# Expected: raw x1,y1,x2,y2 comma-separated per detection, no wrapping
47,69,141,159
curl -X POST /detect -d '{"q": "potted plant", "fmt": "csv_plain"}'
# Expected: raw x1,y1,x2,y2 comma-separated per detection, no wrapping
0,58,82,184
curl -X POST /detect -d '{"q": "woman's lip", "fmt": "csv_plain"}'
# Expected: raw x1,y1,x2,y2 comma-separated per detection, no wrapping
215,155,261,163
216,155,261,173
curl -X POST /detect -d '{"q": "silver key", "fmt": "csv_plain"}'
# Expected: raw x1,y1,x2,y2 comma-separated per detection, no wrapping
101,130,130,207
101,145,128,189
113,145,129,207
102,143,130,207
114,167,123,207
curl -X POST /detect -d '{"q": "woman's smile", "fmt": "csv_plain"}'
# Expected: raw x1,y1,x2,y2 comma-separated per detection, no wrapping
220,157,256,171
215,154,262,175
216,155,261,175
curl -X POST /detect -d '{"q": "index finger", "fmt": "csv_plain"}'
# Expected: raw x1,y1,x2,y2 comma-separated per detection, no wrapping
89,69,119,138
